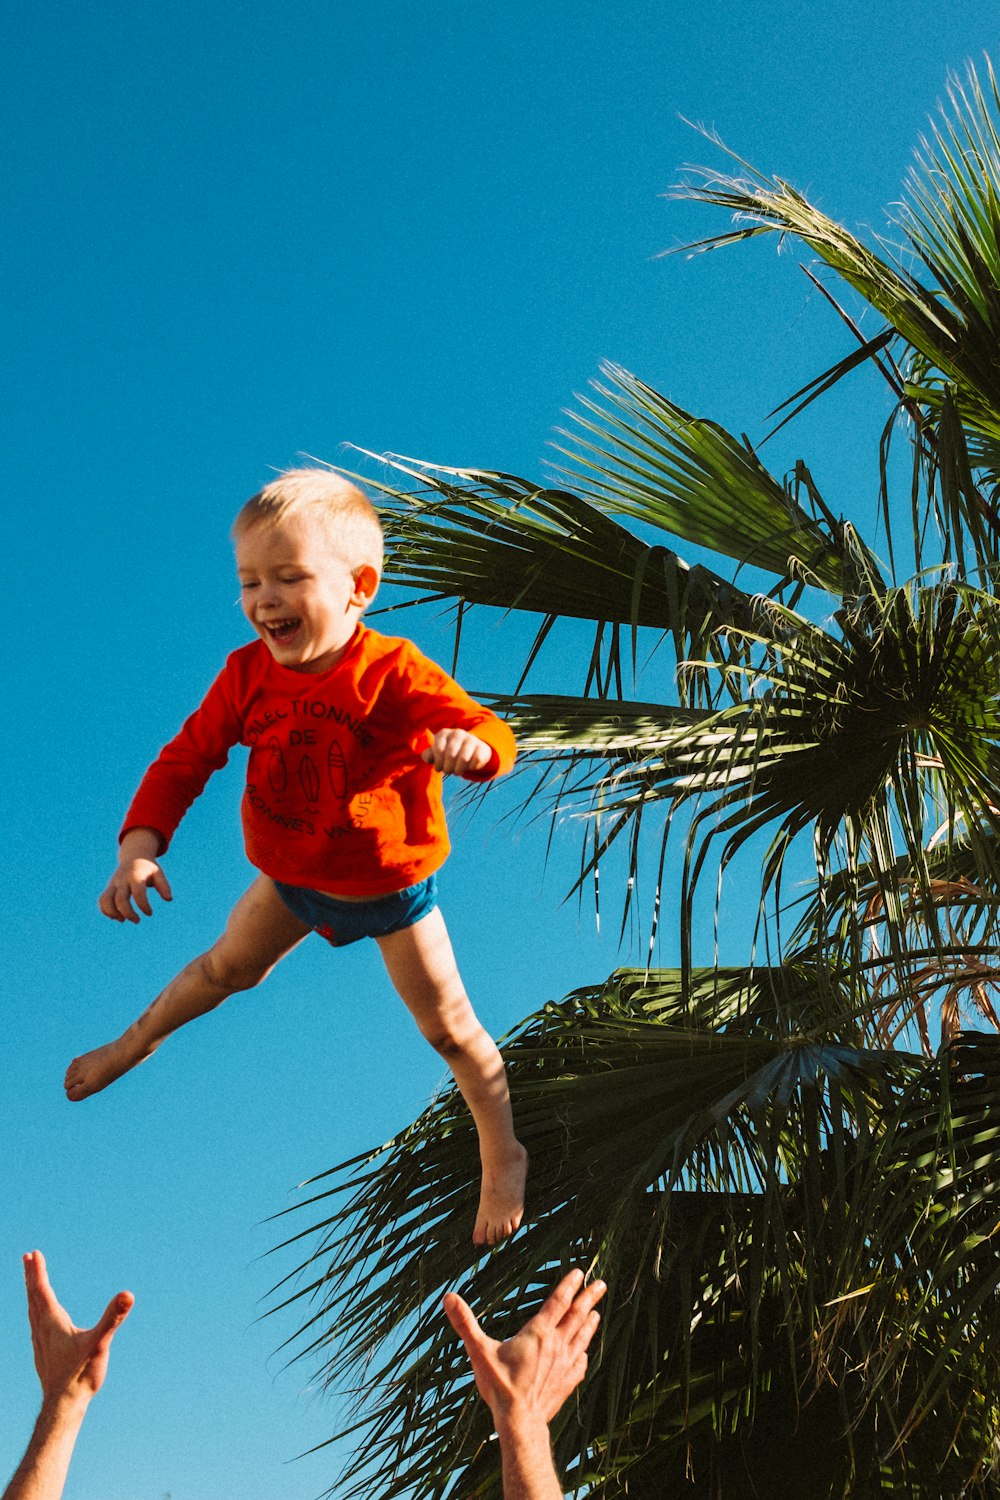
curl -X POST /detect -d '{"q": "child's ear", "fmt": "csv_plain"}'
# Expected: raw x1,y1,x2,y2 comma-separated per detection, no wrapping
351,564,379,607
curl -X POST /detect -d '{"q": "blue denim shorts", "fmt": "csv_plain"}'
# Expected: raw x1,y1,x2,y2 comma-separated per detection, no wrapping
274,874,439,948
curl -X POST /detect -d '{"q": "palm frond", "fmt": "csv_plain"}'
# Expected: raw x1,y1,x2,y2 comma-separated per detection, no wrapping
489,587,1000,984
816,1031,1000,1450
675,72,1000,572
900,62,1000,387
673,156,963,390
352,454,763,701
787,840,1000,1054
267,969,1000,1498
280,66,1000,1499
550,364,847,592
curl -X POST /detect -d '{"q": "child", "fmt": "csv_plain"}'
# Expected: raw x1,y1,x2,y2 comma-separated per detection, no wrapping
65,468,528,1246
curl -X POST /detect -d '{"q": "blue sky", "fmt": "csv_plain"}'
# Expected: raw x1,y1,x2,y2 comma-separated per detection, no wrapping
4,3,999,1496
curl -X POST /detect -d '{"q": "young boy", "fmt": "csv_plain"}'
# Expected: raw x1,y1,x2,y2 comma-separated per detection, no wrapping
65,469,528,1246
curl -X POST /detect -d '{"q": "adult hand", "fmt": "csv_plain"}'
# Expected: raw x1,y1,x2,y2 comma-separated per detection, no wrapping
443,1268,606,1429
2,1255,134,1500
24,1251,133,1408
421,728,494,777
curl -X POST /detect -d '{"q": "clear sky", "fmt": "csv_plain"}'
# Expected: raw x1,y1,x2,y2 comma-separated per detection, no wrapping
3,3,998,1496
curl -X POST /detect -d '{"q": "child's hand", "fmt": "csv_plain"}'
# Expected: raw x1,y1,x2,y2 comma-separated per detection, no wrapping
100,860,173,923
421,729,493,777
99,828,173,924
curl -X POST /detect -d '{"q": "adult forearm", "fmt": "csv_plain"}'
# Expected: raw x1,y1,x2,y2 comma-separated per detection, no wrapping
497,1416,564,1500
2,1397,87,1500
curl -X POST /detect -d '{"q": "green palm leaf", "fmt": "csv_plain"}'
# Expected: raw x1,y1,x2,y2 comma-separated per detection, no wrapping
267,970,1000,1498
675,66,1000,571
489,585,1000,982
551,363,847,592
277,62,1000,1500
358,454,761,699
785,835,1000,1052
674,142,988,423
816,1031,1000,1448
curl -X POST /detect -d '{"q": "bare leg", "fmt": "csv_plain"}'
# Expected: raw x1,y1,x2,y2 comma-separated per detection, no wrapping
377,909,528,1247
65,877,310,1101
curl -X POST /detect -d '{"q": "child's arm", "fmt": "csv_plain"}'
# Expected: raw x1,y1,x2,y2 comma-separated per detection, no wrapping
400,643,517,781
98,827,173,924
104,652,248,922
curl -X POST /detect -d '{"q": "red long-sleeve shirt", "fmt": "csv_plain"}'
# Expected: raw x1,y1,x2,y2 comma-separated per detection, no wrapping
121,625,516,897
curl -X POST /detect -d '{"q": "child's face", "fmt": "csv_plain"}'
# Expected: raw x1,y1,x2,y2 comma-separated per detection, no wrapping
236,513,376,673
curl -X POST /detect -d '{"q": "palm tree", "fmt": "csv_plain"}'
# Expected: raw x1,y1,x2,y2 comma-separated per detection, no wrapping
267,62,1000,1498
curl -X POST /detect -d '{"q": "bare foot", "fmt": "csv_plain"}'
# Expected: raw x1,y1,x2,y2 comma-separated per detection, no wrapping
473,1142,529,1247
64,1032,155,1101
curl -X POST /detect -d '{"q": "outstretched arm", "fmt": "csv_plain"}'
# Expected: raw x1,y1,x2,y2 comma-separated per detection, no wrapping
3,1252,133,1500
401,640,517,780
443,1268,606,1500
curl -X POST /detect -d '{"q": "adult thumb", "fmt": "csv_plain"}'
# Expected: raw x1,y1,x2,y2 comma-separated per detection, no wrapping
94,1290,134,1343
442,1291,482,1352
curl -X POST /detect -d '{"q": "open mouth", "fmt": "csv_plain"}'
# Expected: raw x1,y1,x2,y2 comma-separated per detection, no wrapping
263,618,301,645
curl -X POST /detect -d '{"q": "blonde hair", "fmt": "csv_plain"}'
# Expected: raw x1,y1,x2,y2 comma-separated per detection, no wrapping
233,468,384,576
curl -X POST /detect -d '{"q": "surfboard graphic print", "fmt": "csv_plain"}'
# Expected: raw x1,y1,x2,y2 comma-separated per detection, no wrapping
266,735,287,793
298,752,320,804
327,735,349,800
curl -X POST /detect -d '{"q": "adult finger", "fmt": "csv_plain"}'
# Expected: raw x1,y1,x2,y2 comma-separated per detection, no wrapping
466,742,491,772
423,738,446,769
531,1268,586,1331
453,743,476,774
25,1250,67,1346
440,730,465,765
23,1250,42,1295
23,1252,44,1330
90,1290,134,1351
442,1291,487,1356
28,1249,60,1313
560,1277,606,1332
569,1306,604,1359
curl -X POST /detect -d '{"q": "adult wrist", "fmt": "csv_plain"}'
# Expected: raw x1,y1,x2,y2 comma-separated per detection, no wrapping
494,1409,552,1448
38,1390,91,1426
495,1413,564,1499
